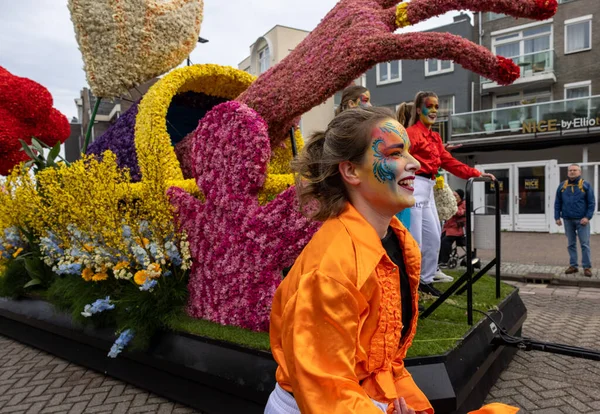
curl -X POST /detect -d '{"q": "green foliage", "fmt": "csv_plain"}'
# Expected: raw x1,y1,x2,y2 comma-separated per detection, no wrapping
0,259,31,298
46,271,190,351
20,137,69,172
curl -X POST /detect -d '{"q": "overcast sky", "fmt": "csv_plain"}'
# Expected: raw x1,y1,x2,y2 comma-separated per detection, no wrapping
0,0,467,120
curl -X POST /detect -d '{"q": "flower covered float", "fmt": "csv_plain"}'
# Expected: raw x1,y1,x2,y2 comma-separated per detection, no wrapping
0,66,70,175
169,0,557,331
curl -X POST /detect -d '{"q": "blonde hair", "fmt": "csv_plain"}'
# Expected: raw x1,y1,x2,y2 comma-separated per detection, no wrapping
409,91,438,126
292,106,395,221
396,102,413,127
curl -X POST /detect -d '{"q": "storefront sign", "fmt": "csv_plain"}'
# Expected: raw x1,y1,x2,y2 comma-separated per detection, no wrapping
524,178,539,190
522,117,600,133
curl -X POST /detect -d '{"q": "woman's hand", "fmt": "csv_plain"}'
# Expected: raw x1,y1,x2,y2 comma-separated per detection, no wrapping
481,172,496,181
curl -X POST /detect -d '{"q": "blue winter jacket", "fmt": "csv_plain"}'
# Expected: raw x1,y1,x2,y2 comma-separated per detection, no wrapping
554,177,595,220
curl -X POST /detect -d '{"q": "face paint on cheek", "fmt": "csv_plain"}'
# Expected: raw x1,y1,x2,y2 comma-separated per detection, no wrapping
371,139,396,183
358,94,371,108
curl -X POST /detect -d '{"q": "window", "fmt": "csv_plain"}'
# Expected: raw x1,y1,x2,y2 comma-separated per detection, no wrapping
437,95,455,116
258,47,270,74
424,59,453,76
376,61,401,84
565,16,592,54
486,12,506,22
493,24,552,58
565,81,591,99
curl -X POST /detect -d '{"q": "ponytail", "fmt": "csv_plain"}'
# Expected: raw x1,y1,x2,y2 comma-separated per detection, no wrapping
396,102,413,128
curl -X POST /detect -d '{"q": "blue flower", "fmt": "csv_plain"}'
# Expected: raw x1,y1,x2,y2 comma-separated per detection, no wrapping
55,262,82,275
108,329,134,358
121,225,132,238
81,296,115,317
164,241,182,266
139,279,157,292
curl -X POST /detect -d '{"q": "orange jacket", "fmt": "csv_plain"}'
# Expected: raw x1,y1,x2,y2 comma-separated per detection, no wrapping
407,121,481,180
270,203,432,413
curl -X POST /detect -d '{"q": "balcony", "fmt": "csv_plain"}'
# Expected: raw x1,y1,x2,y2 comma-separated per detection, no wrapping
450,95,600,142
481,50,556,92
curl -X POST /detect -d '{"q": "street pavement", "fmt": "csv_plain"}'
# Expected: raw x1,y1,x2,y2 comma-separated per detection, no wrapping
1,281,599,413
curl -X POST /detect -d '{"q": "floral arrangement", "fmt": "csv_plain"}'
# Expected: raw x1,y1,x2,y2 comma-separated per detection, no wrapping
435,181,458,221
67,0,204,97
169,101,319,331
0,66,70,175
0,152,192,355
237,0,557,146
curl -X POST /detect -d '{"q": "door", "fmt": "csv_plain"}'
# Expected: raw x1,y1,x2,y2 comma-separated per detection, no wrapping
474,161,555,232
515,164,548,231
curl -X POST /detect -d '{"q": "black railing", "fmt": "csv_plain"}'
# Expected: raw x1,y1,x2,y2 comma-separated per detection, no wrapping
420,177,501,325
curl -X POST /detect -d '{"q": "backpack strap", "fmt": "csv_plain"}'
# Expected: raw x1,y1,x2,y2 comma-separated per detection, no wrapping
578,178,585,193
561,180,569,192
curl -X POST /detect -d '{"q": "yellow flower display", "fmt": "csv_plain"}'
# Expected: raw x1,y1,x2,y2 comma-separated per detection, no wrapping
68,0,204,97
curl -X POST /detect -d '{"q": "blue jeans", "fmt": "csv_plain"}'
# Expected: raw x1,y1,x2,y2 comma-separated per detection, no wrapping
563,219,591,269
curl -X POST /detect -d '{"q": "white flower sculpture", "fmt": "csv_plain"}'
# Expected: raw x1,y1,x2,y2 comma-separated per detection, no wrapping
68,0,204,97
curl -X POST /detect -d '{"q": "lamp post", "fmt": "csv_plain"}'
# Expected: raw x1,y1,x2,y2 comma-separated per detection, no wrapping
187,37,209,66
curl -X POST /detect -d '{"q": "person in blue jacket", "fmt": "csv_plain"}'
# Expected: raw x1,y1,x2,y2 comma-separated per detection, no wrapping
554,164,595,277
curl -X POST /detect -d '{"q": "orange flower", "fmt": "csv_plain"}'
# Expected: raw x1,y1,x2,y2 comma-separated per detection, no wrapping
134,237,150,248
134,270,149,285
92,272,108,282
114,261,129,271
12,247,23,258
82,267,94,282
83,243,95,252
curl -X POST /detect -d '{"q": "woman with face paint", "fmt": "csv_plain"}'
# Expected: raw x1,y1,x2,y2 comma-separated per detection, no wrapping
405,91,495,297
266,107,516,414
335,85,372,115
267,106,431,414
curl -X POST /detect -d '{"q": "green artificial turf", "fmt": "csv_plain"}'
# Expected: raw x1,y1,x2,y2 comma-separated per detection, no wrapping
169,272,515,357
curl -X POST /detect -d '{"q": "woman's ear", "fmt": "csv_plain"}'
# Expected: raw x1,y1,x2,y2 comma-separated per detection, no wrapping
339,161,361,186
347,99,358,109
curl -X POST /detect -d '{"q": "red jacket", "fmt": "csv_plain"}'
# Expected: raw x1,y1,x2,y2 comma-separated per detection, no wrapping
443,200,466,237
406,121,481,180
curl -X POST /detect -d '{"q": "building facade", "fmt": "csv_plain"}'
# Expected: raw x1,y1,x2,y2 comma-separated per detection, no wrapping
238,25,334,138
447,0,600,234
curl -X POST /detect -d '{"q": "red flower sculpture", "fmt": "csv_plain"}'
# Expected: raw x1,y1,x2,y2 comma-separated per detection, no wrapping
0,66,70,175
237,0,557,146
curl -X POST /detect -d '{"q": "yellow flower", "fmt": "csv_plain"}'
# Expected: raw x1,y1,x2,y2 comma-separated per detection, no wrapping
113,261,129,271
134,270,149,285
435,175,445,190
135,237,150,248
92,272,108,282
82,267,94,282
83,243,94,252
12,247,23,258
395,3,411,29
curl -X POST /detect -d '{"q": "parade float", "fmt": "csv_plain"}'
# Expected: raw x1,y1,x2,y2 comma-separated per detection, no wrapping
0,0,557,412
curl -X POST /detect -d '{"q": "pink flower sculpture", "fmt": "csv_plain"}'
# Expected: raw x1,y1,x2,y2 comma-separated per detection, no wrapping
169,101,319,331
171,0,557,331
237,0,558,145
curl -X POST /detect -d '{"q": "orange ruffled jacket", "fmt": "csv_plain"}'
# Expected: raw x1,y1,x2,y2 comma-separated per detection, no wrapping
270,203,518,414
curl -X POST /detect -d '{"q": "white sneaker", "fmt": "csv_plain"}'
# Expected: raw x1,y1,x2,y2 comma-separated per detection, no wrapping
433,269,454,283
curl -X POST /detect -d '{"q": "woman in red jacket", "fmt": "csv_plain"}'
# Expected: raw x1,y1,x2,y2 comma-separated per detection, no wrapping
405,91,495,297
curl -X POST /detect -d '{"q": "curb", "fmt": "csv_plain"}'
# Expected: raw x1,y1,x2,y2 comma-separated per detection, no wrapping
500,272,600,288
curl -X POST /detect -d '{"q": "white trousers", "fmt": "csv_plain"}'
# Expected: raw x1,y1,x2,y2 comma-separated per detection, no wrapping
264,383,388,413
410,176,441,284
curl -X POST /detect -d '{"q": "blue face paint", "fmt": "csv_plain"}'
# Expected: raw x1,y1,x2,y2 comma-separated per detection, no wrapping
371,139,396,183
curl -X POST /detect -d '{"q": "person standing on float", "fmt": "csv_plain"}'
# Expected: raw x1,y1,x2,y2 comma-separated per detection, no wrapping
335,85,372,114
406,91,495,297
